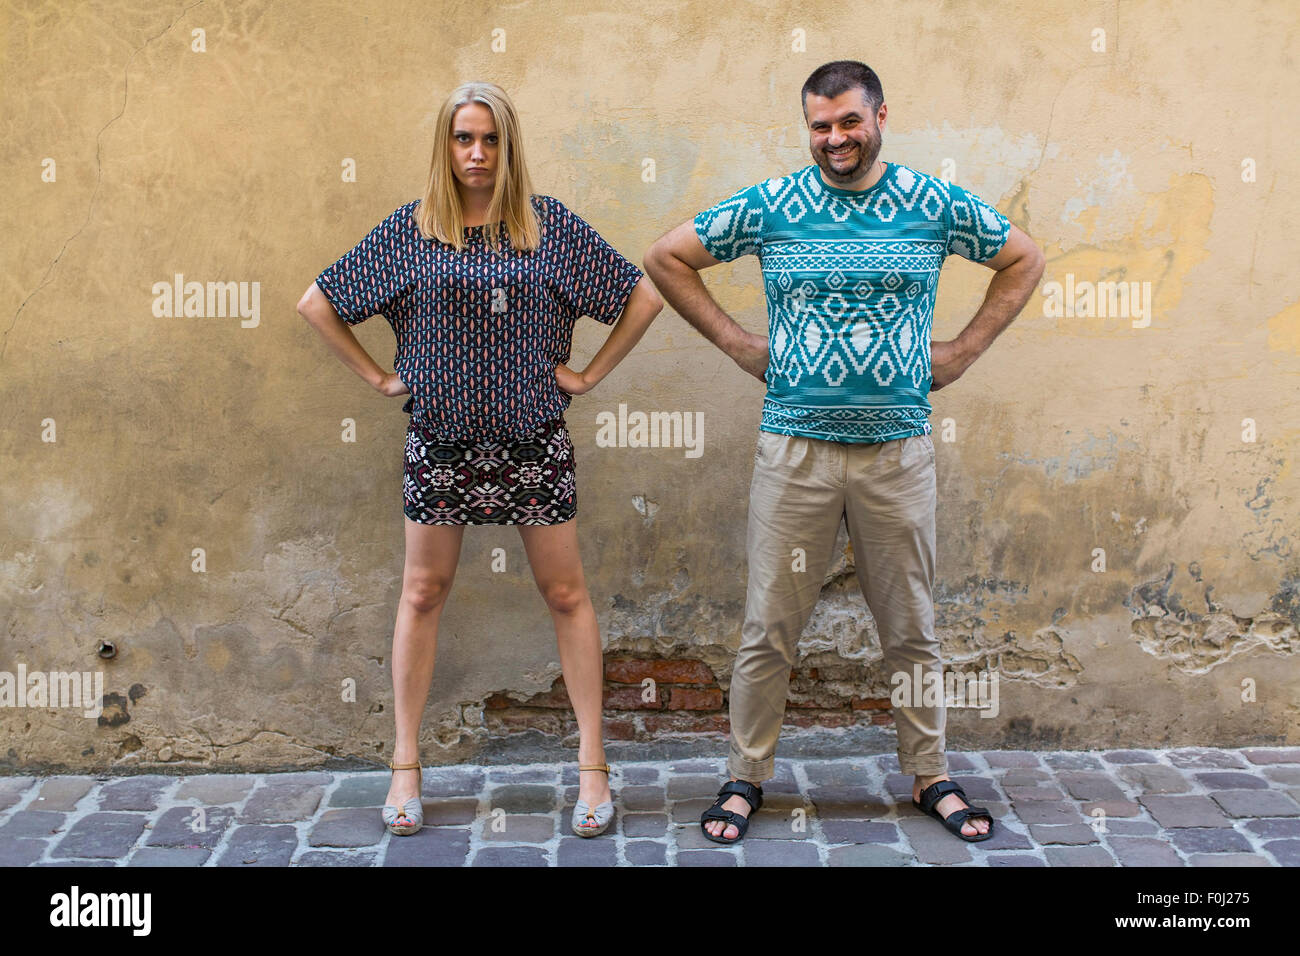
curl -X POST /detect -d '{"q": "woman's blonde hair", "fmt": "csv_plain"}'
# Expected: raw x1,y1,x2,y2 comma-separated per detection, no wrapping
415,81,541,253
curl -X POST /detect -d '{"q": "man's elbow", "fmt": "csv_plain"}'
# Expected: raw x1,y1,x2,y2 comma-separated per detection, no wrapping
1009,240,1046,283
1028,244,1046,282
643,240,673,280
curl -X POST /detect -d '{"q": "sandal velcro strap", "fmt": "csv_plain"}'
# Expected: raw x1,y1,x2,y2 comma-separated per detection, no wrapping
716,779,763,812
942,806,991,827
917,779,963,813
700,807,744,825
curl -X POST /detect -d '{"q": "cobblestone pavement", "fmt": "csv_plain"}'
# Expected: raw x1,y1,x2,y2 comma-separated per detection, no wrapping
2,747,1298,867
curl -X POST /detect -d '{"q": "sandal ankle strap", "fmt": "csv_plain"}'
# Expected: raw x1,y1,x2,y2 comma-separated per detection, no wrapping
389,760,421,771
578,764,611,775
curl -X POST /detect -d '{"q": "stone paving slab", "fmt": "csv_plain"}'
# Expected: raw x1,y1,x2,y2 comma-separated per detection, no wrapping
625,840,666,865
33,777,95,812
175,775,256,805
126,847,211,867
99,775,172,811
146,806,234,849
239,782,324,824
295,850,379,867
1045,845,1116,866
1166,748,1247,769
1107,836,1183,866
53,812,148,858
217,825,298,866
1263,839,1300,865
0,810,64,838
622,813,668,838
0,747,1293,866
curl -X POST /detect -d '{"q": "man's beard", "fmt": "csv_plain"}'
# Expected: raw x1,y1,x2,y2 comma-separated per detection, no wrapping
816,125,882,184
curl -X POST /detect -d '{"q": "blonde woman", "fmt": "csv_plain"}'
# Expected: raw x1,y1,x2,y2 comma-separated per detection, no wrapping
298,81,662,837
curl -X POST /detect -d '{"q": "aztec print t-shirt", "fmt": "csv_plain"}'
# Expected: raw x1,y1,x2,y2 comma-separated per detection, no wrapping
693,161,1012,444
315,195,643,443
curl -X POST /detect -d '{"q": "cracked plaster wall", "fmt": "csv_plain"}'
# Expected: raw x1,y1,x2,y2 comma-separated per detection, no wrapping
1,0,1297,770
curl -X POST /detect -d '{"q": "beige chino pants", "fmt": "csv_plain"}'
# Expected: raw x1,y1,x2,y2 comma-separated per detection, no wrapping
727,428,949,781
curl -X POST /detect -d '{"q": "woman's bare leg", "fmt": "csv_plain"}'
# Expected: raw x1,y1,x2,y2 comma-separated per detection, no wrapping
517,517,610,809
385,516,466,818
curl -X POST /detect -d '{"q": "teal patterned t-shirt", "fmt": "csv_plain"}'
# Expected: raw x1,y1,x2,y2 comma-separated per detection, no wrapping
693,161,1012,443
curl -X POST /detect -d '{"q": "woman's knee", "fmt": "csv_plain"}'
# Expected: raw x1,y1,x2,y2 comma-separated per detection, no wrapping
539,580,588,616
401,575,454,614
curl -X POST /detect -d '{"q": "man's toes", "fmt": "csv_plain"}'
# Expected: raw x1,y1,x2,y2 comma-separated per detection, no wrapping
725,824,738,840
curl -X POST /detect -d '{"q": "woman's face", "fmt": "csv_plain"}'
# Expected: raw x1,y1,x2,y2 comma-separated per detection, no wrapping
450,102,499,192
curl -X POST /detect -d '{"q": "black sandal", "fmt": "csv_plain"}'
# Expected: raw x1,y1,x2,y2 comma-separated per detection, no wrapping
700,780,763,845
913,779,995,842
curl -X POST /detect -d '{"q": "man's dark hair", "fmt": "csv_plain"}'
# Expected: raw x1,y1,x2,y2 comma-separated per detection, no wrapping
801,60,884,116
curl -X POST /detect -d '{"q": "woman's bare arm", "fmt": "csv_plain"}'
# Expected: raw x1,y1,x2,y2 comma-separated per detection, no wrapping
555,276,663,395
297,282,406,397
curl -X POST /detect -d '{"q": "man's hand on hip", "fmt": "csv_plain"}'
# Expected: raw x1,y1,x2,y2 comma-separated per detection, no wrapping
731,331,770,383
929,338,974,392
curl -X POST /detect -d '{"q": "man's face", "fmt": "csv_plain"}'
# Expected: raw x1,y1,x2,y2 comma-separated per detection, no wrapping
804,88,886,185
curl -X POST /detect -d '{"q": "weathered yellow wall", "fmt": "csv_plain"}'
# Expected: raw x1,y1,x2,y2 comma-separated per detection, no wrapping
2,0,1296,770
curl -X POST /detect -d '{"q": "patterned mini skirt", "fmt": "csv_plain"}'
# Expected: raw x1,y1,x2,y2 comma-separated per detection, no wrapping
403,416,577,526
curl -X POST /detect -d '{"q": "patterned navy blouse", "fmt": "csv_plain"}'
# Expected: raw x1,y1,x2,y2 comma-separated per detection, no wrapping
315,195,643,443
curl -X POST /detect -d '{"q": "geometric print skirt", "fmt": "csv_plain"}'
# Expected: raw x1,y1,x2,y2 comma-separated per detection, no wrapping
403,416,577,525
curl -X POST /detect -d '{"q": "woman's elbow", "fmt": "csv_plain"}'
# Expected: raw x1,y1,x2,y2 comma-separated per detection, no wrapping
297,284,322,320
638,276,665,315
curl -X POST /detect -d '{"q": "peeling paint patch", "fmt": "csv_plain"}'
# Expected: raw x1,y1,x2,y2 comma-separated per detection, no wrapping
1061,149,1138,226
1126,565,1298,673
1241,475,1292,560
997,429,1142,483
631,495,659,521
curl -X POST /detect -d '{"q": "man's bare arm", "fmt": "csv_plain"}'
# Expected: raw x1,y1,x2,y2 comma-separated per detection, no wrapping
931,223,1046,390
643,220,769,382
296,283,406,397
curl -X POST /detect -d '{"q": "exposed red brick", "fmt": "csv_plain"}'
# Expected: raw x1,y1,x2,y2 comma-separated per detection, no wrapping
515,689,574,709
604,658,716,685
642,713,731,735
786,697,829,709
604,686,665,711
666,687,724,711
604,717,639,741
850,697,892,711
